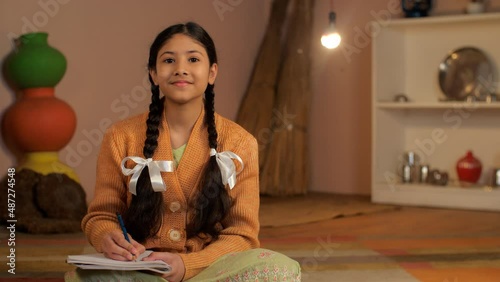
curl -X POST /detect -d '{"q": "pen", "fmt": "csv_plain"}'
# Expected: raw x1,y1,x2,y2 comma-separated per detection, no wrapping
116,212,130,243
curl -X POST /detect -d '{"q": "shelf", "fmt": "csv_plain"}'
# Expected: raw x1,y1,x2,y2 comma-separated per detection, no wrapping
376,102,500,110
371,11,500,212
372,183,500,211
388,12,500,27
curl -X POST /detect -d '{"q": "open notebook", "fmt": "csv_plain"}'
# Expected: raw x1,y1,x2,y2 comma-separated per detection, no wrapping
67,250,171,274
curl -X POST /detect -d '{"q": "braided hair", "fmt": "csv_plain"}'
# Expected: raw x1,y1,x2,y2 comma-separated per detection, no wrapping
187,83,232,239
124,22,231,243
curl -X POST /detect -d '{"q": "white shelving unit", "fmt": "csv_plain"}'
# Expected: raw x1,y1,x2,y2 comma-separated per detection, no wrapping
371,12,500,212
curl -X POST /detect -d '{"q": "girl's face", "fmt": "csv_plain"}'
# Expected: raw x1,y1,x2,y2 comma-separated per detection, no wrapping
150,34,218,106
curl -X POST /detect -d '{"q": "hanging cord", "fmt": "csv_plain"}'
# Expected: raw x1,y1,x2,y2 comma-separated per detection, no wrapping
329,0,336,26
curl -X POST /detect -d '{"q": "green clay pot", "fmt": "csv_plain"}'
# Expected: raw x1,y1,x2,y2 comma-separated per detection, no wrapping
6,32,67,88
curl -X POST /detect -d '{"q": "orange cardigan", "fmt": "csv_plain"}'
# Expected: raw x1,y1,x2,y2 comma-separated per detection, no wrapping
81,109,260,279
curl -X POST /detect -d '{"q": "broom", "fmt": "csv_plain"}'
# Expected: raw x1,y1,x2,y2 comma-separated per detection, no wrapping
236,0,290,171
259,0,314,195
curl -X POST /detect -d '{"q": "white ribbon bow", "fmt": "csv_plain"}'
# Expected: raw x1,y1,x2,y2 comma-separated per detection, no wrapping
121,156,174,195
210,149,244,189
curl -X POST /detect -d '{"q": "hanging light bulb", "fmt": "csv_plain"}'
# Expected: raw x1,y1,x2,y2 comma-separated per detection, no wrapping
321,10,341,49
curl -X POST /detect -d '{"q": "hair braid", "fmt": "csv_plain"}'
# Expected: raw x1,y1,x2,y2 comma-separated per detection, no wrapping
143,84,163,157
124,81,165,243
187,84,232,239
205,84,218,149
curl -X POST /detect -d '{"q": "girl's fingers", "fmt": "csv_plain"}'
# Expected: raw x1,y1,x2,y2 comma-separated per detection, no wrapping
101,231,136,260
113,234,137,255
130,237,146,255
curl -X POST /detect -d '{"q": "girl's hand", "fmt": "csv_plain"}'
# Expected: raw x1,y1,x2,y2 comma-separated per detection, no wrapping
100,230,145,261
142,252,186,282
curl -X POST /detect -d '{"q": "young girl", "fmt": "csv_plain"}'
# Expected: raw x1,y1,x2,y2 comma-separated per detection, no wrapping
65,22,301,281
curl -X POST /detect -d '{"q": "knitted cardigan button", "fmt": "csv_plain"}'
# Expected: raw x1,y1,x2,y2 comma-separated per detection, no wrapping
169,229,181,242
169,201,181,213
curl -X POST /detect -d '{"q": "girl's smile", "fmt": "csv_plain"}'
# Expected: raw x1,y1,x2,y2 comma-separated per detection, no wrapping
170,80,192,87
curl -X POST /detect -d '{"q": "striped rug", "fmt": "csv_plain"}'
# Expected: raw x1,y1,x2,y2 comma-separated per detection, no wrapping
258,203,500,282
1,197,500,281
260,234,500,281
1,228,500,281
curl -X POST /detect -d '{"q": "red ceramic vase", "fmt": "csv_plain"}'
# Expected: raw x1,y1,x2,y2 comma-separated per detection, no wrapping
456,150,482,184
2,87,76,152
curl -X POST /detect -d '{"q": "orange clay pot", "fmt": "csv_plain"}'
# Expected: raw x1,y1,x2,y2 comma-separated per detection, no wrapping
2,87,76,152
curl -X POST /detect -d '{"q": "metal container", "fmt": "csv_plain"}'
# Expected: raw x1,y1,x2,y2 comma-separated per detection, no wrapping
402,164,413,183
493,168,500,187
419,165,430,183
403,151,420,167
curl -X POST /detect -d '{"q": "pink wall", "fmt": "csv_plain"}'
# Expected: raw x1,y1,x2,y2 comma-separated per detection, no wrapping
310,0,395,195
0,0,267,201
2,0,500,199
